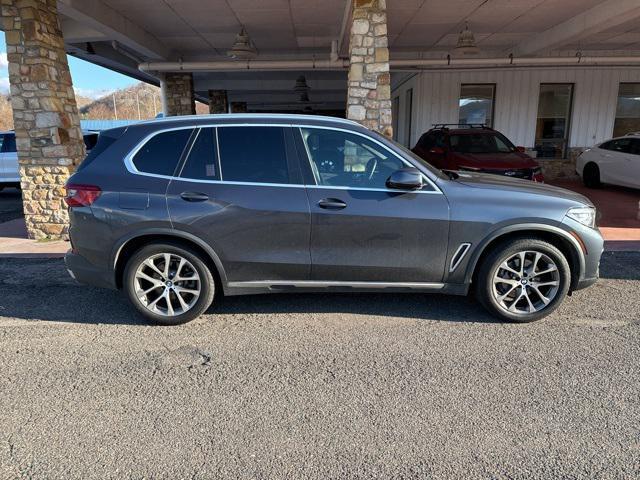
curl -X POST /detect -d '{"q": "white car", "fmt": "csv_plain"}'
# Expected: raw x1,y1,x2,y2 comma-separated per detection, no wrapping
0,130,99,191
576,134,640,189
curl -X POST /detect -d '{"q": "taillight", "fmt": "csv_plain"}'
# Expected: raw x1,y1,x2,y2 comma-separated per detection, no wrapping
532,167,544,183
64,183,101,207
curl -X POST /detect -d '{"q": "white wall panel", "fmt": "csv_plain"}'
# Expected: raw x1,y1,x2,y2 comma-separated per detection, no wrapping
392,66,640,149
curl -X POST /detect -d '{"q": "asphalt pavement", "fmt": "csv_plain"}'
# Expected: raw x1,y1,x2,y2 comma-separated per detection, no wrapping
0,252,638,479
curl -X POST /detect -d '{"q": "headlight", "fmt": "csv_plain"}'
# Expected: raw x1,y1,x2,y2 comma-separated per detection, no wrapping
566,206,596,228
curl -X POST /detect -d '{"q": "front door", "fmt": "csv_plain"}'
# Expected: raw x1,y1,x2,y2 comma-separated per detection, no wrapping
296,127,450,283
166,125,311,283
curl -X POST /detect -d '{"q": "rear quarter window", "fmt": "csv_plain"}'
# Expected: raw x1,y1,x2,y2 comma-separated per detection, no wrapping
132,129,193,176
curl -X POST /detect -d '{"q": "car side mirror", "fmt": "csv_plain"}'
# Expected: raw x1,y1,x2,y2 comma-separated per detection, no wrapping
429,146,445,155
386,168,424,190
515,146,526,153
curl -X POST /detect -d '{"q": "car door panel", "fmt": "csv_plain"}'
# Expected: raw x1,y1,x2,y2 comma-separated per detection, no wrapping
306,187,449,282
297,126,450,283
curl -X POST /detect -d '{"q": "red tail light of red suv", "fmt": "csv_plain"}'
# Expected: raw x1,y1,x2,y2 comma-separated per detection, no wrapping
64,183,101,207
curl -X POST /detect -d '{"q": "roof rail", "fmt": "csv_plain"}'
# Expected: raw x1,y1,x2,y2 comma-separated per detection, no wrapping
431,123,489,129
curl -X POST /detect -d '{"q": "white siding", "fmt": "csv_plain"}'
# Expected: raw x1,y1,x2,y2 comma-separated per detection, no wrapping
392,66,640,149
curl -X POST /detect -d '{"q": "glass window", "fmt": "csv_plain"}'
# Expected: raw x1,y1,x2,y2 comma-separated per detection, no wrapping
301,127,406,189
601,137,634,154
218,126,289,184
180,128,220,181
449,132,515,154
535,84,573,159
459,84,495,127
1,133,16,153
403,88,413,147
613,83,640,138
392,96,400,142
133,129,192,176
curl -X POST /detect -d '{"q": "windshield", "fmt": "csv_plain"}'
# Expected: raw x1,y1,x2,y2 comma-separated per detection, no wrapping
450,132,516,154
382,135,448,179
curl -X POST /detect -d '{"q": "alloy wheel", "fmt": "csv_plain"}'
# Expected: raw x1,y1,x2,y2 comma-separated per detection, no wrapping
133,253,201,317
492,250,560,315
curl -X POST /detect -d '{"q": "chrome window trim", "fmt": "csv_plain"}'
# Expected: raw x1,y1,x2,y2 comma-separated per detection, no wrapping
124,122,443,194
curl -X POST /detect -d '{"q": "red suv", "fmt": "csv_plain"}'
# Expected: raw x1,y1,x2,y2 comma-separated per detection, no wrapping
412,124,544,182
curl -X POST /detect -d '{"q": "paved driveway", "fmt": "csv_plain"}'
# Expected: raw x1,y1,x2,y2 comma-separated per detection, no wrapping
0,253,638,479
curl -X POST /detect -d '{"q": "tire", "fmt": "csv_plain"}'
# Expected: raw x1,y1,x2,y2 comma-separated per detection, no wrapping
123,243,215,325
583,163,601,188
475,238,571,323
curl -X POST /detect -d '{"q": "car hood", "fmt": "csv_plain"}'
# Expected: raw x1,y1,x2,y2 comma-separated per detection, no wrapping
453,172,593,206
452,152,539,169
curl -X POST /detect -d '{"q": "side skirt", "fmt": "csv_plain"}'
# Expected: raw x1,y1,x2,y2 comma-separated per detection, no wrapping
223,280,469,296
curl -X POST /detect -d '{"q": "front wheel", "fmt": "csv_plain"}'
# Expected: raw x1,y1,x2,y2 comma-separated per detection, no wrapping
583,163,601,188
475,238,571,323
123,243,215,325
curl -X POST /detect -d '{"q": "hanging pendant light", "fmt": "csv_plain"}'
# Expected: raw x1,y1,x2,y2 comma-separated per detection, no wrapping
227,27,257,59
294,75,311,103
454,22,480,56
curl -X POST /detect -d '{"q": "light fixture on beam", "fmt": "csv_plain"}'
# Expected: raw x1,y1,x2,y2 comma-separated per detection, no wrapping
453,22,479,56
227,27,257,59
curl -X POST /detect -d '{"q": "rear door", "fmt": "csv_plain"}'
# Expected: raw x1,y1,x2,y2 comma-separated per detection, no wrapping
166,125,311,283
296,126,450,283
599,138,634,186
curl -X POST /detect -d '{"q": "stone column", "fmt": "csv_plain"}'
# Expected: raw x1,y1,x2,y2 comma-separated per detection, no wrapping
208,90,228,114
2,0,85,240
346,0,392,138
230,102,247,113
163,72,195,116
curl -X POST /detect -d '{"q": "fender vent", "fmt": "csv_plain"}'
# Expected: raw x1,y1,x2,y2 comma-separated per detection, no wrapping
449,243,471,273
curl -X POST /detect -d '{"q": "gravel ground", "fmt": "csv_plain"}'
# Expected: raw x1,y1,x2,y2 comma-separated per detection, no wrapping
0,252,639,479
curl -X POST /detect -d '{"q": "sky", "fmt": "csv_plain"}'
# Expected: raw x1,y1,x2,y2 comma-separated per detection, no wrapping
0,31,138,99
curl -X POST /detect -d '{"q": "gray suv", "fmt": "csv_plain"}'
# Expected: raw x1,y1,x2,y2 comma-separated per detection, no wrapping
64,114,603,325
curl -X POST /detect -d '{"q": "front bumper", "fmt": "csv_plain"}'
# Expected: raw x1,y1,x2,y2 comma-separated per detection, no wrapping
64,250,116,290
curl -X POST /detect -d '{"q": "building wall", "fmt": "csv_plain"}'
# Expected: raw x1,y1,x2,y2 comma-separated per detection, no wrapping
392,66,640,153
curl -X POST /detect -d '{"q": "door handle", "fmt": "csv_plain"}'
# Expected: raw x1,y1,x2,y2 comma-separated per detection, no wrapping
318,198,347,210
180,191,209,202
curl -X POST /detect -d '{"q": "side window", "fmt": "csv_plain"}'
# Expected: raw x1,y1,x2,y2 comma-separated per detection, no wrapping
631,138,640,156
180,128,220,181
1,133,16,153
218,126,290,184
433,132,446,149
132,129,192,176
608,138,633,153
301,127,406,189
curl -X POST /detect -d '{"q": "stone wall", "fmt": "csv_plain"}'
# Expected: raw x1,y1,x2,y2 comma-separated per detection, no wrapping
540,148,582,180
346,0,392,138
2,0,86,240
230,102,247,113
164,72,195,116
208,90,228,114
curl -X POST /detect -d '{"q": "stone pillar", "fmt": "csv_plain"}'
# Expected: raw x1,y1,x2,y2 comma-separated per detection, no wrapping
2,0,85,240
208,90,228,114
230,102,247,113
163,72,195,116
346,0,392,138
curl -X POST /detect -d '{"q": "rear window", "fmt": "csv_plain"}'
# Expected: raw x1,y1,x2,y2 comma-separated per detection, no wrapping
217,126,290,184
83,133,98,151
133,129,193,176
76,129,123,172
449,132,515,154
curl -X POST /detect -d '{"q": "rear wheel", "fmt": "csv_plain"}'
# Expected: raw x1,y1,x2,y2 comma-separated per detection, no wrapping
123,243,215,325
476,238,571,323
583,162,601,188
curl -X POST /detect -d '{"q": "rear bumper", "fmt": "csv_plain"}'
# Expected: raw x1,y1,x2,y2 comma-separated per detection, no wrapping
64,250,116,290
